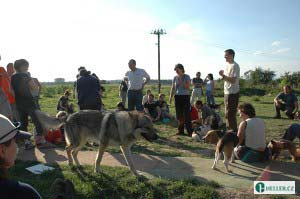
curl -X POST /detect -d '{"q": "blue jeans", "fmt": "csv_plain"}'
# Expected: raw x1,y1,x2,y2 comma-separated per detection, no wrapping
206,90,215,105
127,90,143,111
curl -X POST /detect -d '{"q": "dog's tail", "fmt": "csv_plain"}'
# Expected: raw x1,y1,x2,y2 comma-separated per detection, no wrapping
35,110,67,130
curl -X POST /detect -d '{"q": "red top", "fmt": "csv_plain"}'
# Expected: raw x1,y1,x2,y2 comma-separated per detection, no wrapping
0,67,15,104
190,106,199,120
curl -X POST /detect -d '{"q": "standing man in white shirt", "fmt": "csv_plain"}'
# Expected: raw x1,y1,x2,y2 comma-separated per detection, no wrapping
219,49,240,132
125,59,150,111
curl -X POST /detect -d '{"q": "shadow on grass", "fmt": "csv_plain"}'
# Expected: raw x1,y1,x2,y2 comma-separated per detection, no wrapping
72,165,220,199
10,160,65,198
261,160,300,194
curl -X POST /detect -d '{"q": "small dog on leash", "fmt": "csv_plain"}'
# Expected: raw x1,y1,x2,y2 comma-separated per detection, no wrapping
202,130,239,172
267,139,300,161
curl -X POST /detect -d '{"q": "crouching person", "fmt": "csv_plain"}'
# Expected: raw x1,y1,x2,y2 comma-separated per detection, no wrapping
234,103,270,163
274,85,298,119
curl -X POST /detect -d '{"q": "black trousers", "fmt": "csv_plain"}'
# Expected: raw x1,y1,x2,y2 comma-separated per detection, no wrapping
17,105,44,136
224,93,239,132
174,95,192,134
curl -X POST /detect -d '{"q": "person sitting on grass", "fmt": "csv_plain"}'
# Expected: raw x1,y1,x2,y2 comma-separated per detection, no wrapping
157,93,173,120
144,93,161,122
190,101,200,123
57,90,74,114
142,89,151,107
274,85,298,119
192,100,221,130
0,114,76,199
234,103,269,163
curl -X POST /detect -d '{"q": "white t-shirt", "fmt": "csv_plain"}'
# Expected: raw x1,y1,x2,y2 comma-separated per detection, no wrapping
224,61,240,94
206,80,213,91
245,118,266,150
125,68,150,90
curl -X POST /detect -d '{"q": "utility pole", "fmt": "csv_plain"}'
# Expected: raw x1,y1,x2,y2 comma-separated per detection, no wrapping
151,29,166,93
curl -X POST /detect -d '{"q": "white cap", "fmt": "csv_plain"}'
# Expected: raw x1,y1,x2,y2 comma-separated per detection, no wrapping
0,114,31,144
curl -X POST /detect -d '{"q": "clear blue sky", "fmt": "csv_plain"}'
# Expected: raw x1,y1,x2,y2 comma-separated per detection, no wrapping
0,0,299,81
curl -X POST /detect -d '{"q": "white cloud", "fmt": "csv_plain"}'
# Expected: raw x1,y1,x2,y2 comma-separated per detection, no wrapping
271,41,281,46
272,48,291,54
253,50,264,55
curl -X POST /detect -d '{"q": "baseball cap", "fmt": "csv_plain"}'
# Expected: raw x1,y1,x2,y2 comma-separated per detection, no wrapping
0,114,31,144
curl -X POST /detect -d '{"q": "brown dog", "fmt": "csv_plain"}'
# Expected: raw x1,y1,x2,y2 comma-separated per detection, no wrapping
203,130,239,172
268,139,300,161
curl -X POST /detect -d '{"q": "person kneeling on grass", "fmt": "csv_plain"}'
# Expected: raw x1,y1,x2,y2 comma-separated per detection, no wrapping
191,100,221,130
234,103,270,163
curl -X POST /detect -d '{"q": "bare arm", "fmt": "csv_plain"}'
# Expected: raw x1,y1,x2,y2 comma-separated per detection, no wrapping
142,70,150,87
219,70,237,84
169,82,175,104
221,74,237,84
237,121,246,145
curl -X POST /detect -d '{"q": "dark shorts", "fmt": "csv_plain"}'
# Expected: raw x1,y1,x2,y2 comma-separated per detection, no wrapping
234,146,270,163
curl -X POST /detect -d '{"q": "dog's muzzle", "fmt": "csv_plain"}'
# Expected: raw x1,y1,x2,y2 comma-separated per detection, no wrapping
141,128,159,142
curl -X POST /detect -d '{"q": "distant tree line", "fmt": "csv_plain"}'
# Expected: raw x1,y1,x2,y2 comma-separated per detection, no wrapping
243,67,300,89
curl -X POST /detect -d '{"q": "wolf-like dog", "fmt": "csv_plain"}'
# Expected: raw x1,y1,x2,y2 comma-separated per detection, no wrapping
36,110,158,176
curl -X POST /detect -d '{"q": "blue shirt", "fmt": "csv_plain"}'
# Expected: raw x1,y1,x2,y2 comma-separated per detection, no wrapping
173,74,191,95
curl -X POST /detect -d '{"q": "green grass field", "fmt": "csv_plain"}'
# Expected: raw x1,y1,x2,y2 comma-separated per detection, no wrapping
12,83,300,198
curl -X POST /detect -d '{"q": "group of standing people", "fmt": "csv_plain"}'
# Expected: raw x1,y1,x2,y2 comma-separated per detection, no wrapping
119,50,240,138
190,72,215,106
168,49,240,136
0,57,51,149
